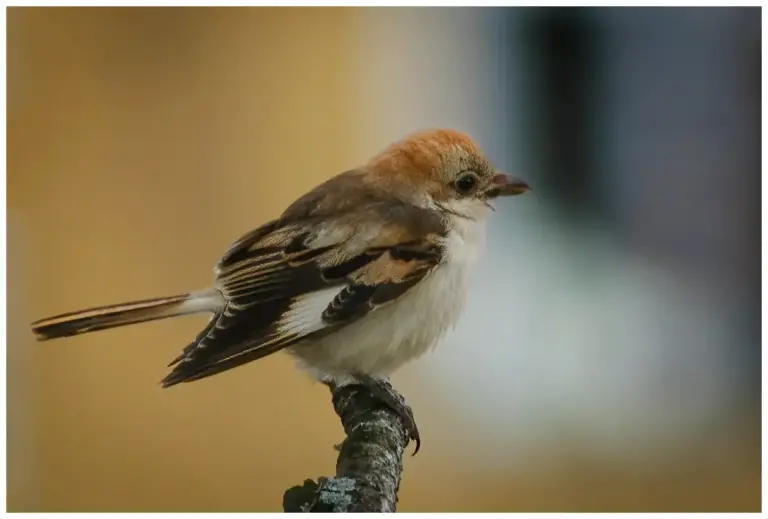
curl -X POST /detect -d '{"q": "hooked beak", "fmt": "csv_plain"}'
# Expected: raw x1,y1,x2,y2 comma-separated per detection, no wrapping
487,173,531,197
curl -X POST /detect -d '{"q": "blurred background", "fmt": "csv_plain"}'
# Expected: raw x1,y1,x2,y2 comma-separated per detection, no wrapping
7,6,761,512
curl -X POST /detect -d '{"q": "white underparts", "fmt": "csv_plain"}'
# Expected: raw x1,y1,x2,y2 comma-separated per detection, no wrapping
287,208,488,382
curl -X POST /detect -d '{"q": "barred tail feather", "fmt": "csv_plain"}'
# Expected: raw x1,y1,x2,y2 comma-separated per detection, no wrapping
31,289,225,341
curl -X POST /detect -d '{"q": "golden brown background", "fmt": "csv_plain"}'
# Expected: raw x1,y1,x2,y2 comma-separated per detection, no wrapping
7,7,760,512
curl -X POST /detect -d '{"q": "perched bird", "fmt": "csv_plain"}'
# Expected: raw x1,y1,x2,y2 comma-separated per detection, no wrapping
30,129,529,452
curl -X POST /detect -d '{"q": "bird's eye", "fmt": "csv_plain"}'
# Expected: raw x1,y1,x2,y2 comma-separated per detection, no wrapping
454,172,478,194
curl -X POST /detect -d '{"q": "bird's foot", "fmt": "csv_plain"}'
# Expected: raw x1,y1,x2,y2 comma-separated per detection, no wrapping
354,375,421,455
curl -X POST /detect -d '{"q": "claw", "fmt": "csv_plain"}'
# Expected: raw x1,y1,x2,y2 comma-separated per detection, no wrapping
356,375,422,456
410,433,421,456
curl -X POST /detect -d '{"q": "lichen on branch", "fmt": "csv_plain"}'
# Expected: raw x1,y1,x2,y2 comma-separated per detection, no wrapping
283,381,411,513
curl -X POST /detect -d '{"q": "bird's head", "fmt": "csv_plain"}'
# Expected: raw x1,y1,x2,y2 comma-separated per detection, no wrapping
366,128,530,221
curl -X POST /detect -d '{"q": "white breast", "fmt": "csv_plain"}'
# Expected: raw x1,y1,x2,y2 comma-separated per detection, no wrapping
288,211,487,383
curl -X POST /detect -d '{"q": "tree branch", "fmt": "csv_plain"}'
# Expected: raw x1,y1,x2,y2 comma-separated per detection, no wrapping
283,381,411,512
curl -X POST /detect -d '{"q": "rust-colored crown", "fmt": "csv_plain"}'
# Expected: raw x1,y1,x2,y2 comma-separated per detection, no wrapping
367,129,484,178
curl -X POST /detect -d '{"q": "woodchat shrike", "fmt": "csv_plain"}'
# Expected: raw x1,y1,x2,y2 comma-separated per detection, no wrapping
31,128,530,452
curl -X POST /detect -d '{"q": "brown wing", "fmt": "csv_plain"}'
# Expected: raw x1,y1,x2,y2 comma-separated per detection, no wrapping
161,172,446,386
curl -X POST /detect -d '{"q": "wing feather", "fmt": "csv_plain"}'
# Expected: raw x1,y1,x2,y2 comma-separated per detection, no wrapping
161,172,447,386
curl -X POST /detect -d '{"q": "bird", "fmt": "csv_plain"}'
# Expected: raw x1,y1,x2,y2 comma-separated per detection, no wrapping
30,128,530,453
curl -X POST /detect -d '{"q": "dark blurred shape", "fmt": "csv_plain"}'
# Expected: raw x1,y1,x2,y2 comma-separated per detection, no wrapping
521,8,605,221
515,6,760,382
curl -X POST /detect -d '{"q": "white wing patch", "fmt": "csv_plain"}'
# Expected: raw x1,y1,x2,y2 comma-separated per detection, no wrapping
277,287,341,337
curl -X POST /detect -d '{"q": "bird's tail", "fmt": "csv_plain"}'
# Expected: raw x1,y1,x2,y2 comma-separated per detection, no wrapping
31,288,225,341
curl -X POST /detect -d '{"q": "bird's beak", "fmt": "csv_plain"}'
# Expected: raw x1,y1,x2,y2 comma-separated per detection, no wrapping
488,173,531,197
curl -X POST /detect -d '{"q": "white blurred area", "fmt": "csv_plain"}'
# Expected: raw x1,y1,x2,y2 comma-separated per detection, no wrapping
353,7,755,471
426,218,743,468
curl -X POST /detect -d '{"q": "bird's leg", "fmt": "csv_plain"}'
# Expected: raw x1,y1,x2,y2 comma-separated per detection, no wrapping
352,375,421,455
322,375,421,454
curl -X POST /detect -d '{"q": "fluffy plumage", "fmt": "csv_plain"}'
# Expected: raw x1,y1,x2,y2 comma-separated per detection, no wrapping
30,128,529,388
